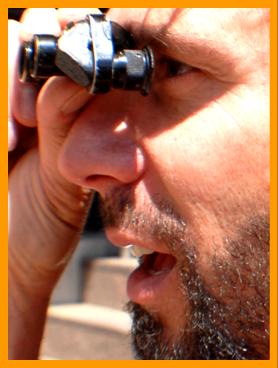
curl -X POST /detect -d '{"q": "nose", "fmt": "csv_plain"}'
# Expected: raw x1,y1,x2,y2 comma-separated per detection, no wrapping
58,94,146,196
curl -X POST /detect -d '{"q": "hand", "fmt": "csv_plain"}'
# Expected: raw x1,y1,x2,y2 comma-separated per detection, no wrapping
8,8,99,359
8,8,97,295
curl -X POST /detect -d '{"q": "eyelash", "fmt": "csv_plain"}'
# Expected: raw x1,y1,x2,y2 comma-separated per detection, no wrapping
167,59,194,77
157,58,194,79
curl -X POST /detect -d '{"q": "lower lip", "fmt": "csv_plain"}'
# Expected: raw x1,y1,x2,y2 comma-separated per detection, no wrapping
127,260,176,305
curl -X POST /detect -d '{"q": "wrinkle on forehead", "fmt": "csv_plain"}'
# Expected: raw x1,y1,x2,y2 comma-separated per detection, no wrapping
108,8,231,77
108,8,269,83
135,8,188,44
109,8,190,47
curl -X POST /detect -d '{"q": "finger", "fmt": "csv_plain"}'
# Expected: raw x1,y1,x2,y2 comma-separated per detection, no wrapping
38,76,92,133
8,118,18,152
37,76,92,170
20,8,61,41
56,8,102,29
8,20,20,150
35,9,99,170
11,9,61,127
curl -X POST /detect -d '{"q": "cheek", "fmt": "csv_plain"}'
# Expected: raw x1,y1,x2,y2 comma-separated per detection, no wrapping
142,104,266,258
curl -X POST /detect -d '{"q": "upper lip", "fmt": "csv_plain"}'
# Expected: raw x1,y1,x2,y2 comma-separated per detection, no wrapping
105,227,171,255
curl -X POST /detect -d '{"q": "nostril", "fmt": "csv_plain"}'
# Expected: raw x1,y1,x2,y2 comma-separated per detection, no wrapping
85,175,122,194
85,175,104,185
86,174,117,182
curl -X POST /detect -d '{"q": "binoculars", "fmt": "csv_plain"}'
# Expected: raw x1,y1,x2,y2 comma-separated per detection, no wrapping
19,13,154,95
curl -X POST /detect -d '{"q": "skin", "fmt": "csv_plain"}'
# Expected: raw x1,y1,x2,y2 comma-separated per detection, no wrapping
8,8,269,359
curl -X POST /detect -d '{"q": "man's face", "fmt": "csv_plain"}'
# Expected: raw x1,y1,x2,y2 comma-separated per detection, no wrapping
58,9,270,359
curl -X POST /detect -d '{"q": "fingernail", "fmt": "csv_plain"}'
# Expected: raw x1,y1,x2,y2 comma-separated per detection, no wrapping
59,8,101,16
20,8,61,41
18,84,38,123
61,88,92,115
58,8,101,21
8,118,18,151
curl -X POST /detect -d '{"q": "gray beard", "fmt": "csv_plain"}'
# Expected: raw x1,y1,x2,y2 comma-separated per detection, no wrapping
99,188,269,360
125,217,269,360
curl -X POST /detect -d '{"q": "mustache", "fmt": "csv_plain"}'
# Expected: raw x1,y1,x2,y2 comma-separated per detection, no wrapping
99,185,187,252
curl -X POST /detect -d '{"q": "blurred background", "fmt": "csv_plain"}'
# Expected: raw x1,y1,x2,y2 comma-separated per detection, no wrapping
9,8,136,360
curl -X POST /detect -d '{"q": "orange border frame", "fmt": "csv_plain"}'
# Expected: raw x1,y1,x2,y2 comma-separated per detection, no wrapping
1,2,277,368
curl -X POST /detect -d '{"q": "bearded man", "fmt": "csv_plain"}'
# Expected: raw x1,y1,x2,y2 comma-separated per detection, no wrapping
8,8,270,359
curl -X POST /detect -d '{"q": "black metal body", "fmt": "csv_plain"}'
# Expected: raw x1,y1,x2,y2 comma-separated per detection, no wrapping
19,13,154,95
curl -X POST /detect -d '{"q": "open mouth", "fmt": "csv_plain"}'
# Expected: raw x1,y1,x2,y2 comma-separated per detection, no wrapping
127,246,177,304
138,252,177,276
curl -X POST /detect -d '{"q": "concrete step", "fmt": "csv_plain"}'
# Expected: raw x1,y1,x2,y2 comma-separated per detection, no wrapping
40,303,134,360
51,233,118,305
82,257,137,310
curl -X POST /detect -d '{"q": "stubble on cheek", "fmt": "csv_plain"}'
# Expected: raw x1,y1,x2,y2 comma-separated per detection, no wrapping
99,185,269,359
180,214,270,359
125,213,269,360
99,185,188,250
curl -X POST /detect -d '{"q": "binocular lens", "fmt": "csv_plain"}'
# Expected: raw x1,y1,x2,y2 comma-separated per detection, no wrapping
19,14,154,95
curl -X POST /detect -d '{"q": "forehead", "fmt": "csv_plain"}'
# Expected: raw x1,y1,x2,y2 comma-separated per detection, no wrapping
108,8,237,63
108,8,188,46
108,9,269,74
108,8,268,43
108,8,226,69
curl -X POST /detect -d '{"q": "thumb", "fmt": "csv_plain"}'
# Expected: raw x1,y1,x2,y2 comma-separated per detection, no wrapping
37,76,92,175
36,77,94,227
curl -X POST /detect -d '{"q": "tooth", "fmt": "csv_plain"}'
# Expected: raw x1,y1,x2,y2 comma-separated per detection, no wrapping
129,245,154,257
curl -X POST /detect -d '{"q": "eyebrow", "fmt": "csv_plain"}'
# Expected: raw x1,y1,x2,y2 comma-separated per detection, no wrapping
127,8,235,77
128,9,187,48
128,8,199,63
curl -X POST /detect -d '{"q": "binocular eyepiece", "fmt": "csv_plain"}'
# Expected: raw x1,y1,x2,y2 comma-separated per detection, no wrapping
19,13,154,95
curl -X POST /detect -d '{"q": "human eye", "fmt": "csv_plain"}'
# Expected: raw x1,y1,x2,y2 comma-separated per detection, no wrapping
156,57,196,80
152,54,205,101
165,59,195,78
